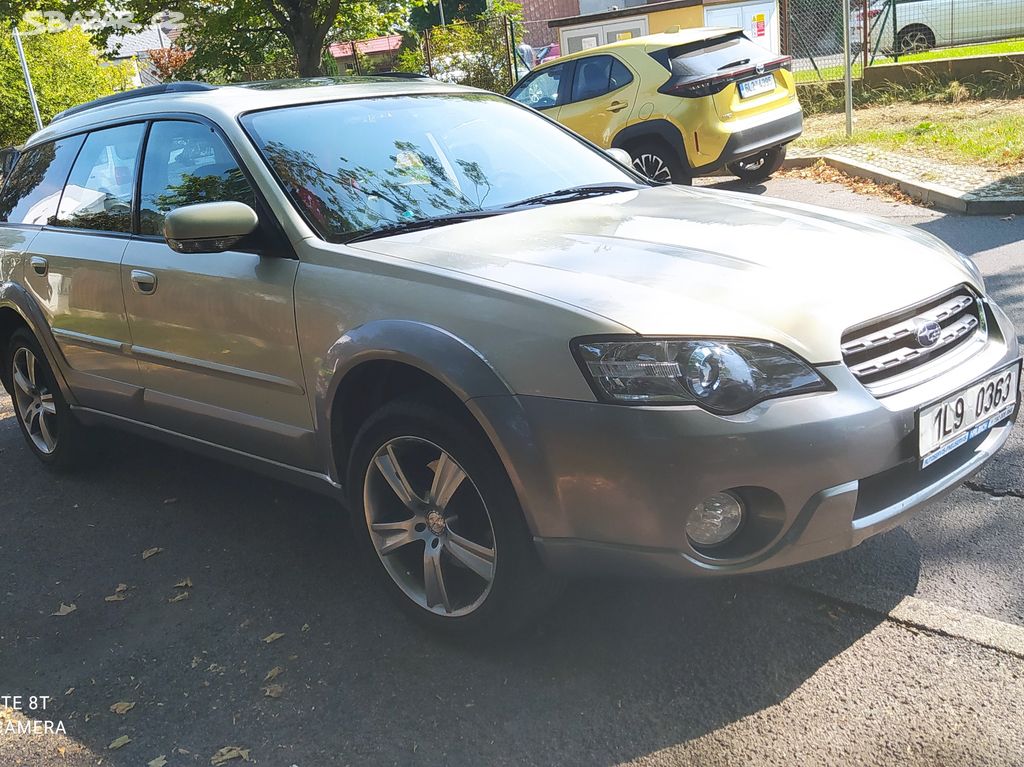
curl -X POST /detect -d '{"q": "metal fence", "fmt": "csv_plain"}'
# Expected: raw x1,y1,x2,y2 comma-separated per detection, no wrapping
421,17,519,92
782,0,1024,82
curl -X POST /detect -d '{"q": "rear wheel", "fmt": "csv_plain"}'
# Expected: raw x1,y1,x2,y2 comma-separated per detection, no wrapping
628,139,691,186
897,24,935,53
348,398,555,637
6,329,85,470
727,144,787,184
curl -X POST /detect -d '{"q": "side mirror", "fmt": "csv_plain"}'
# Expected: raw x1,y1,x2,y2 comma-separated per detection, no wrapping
163,201,259,254
605,147,633,167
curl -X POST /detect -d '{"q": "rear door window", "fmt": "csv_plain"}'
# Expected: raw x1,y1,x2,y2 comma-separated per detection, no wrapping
569,55,634,103
0,136,84,226
54,123,145,233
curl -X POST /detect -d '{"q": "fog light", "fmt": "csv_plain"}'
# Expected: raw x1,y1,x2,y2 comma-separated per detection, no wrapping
686,492,744,547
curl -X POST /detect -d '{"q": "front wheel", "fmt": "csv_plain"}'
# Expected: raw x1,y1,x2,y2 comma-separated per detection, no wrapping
348,398,555,636
727,144,787,184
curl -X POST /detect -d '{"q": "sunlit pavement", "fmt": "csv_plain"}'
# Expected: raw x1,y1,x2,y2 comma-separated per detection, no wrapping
2,177,1023,766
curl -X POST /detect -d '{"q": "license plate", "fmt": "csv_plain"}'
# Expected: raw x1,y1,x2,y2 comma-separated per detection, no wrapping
918,361,1020,468
738,74,775,98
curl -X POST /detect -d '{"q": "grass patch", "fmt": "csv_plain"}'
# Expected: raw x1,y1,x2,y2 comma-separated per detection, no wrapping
795,103,1024,171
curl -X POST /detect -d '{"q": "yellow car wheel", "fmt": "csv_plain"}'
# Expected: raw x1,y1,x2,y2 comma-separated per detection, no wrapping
628,140,691,186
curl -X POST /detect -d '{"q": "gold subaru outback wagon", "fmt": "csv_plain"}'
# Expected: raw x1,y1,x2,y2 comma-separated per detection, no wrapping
0,77,1017,635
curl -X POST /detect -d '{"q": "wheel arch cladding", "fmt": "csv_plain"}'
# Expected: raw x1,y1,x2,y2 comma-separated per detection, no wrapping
0,283,73,402
612,120,689,168
317,320,560,538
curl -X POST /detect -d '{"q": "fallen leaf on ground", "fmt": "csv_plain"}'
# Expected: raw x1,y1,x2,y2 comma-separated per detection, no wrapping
210,746,251,764
262,683,284,698
109,735,131,750
142,547,163,559
168,591,190,603
301,623,310,632
263,666,284,682
174,577,193,589
105,582,129,602
164,497,178,504
65,688,74,695
110,701,135,715
149,756,168,767
52,602,77,616
262,632,284,644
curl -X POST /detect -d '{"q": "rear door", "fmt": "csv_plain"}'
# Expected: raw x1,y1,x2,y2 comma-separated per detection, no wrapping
120,118,314,467
11,125,145,416
556,54,640,148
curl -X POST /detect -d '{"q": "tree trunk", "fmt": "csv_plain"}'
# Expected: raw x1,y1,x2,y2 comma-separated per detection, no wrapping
294,34,324,77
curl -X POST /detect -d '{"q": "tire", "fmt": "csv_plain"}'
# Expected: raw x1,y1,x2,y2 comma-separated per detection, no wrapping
897,25,935,53
727,144,787,184
5,328,85,470
347,397,556,637
628,139,691,186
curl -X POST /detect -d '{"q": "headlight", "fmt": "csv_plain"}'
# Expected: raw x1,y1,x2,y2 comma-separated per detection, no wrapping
573,337,829,413
956,251,985,290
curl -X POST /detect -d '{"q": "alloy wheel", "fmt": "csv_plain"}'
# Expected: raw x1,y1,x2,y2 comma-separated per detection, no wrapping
633,153,673,183
12,347,58,454
900,30,930,52
363,437,497,617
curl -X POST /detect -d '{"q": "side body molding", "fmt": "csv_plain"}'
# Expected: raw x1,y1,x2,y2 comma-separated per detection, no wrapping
0,281,76,403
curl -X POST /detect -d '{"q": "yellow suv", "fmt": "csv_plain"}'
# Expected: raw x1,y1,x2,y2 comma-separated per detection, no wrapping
509,28,802,185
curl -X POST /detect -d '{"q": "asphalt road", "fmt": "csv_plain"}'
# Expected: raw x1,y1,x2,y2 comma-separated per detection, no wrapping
2,177,1023,766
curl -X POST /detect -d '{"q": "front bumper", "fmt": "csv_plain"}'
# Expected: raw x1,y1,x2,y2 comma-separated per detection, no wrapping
471,305,1019,578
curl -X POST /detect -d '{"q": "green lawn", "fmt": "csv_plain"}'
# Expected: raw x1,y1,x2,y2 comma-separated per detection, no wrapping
797,110,1024,169
794,38,1024,83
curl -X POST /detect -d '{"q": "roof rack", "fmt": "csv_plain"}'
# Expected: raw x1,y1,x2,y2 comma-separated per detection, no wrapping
51,82,218,124
373,71,430,79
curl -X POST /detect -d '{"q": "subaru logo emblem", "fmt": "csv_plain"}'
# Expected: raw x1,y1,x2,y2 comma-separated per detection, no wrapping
755,64,765,75
914,319,942,348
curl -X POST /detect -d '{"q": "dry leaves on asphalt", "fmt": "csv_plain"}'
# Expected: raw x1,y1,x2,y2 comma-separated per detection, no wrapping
105,584,129,602
263,666,284,682
109,701,135,715
149,756,168,767
142,547,164,560
780,161,921,206
108,735,131,750
262,683,284,698
210,746,251,764
51,602,77,616
174,577,193,589
168,591,190,604
262,632,284,644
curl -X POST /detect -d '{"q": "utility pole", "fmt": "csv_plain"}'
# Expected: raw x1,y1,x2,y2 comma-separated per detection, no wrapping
439,0,446,26
13,28,43,131
841,0,853,137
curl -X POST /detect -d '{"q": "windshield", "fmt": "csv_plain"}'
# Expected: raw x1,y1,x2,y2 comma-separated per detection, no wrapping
240,93,639,242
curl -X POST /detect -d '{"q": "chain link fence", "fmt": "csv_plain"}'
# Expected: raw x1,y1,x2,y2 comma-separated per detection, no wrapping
782,0,1024,83
420,17,519,92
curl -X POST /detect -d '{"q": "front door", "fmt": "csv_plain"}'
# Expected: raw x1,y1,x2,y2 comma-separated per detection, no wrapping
121,119,316,468
556,54,640,148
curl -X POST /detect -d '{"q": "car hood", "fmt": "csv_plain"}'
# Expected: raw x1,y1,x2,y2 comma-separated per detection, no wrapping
349,185,979,363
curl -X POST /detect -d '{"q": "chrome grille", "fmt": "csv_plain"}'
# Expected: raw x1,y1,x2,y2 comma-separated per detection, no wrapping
842,286,985,389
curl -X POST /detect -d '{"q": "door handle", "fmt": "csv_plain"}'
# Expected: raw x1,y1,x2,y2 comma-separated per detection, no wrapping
130,269,158,295
30,256,48,276
608,100,629,112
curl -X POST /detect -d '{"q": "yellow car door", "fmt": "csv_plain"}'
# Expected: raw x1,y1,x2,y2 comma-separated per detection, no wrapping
556,54,640,148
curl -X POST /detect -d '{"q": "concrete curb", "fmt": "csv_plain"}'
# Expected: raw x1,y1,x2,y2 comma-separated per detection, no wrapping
784,154,1024,216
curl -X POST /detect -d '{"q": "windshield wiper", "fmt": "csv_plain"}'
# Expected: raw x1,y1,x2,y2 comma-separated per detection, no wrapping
502,183,647,209
718,58,750,70
342,209,501,244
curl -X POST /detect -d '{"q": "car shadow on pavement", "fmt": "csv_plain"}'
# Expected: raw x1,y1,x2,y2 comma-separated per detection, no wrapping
0,406,920,766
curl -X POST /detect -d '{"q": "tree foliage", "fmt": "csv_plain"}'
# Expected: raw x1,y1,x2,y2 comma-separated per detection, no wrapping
0,25,132,146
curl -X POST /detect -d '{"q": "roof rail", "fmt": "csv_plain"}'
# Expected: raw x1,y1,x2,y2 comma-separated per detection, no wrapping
373,71,430,79
51,82,218,124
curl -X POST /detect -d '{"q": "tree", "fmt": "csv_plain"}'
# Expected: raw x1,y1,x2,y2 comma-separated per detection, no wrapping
0,25,132,146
